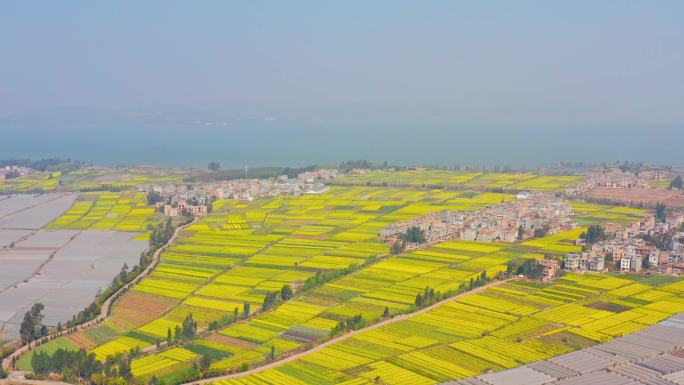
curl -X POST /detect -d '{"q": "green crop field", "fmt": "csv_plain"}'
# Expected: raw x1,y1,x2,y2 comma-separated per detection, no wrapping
0,168,187,193
184,238,528,373
0,171,60,193
58,168,187,191
92,188,513,365
212,274,683,385
570,201,650,226
26,181,673,384
33,186,528,380
332,170,581,192
17,338,79,371
45,190,164,231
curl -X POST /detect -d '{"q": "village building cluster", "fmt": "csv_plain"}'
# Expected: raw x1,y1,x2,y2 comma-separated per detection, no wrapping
566,211,684,274
381,192,576,248
139,169,338,217
0,165,34,180
565,167,662,197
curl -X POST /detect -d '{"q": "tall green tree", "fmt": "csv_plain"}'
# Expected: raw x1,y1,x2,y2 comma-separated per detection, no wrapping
656,202,667,222
280,284,293,301
262,291,278,311
20,303,45,344
200,353,212,371
390,241,405,254
401,226,426,244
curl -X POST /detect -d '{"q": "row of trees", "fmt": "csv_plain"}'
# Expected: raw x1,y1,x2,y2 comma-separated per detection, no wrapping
331,314,367,335
65,236,164,330
150,218,175,248
279,165,317,178
16,214,199,383
262,284,294,311
415,286,438,308
469,270,489,290
32,348,104,379
24,217,190,377
414,271,489,310
30,345,209,385
208,301,253,331
301,259,377,291
165,314,198,345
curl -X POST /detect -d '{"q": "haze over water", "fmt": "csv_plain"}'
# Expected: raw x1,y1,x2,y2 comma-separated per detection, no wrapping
2,1,683,168
3,124,683,169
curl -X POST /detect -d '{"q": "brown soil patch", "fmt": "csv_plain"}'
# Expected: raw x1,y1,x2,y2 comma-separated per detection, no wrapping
540,330,595,350
65,331,97,350
109,291,178,330
586,301,631,313
587,187,684,207
205,333,258,350
281,331,319,343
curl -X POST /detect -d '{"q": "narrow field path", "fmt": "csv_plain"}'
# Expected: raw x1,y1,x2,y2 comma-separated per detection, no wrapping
131,233,290,358
185,278,512,385
1,217,198,372
0,231,83,296
0,370,72,385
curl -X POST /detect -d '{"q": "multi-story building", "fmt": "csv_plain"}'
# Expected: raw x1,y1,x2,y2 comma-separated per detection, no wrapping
564,252,604,272
537,258,559,282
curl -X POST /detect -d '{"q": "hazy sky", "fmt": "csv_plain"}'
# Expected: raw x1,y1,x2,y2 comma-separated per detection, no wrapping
1,1,683,167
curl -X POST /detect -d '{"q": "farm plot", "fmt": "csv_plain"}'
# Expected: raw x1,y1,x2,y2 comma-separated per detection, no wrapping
16,337,79,371
76,184,665,381
86,187,457,367
521,228,585,254
332,169,581,192
55,168,186,192
214,273,683,385
131,348,197,377
0,192,157,340
0,193,77,229
202,239,523,373
46,191,162,231
83,187,530,377
0,230,148,339
0,172,59,193
569,201,650,226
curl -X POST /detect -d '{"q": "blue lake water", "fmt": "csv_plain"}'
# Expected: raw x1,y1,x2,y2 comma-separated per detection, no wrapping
2,124,682,169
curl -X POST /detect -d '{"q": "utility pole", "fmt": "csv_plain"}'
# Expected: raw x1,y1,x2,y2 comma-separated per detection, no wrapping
245,166,248,180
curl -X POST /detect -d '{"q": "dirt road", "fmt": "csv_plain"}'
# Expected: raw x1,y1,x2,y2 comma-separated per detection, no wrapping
1,217,197,372
0,370,72,385
185,278,512,385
